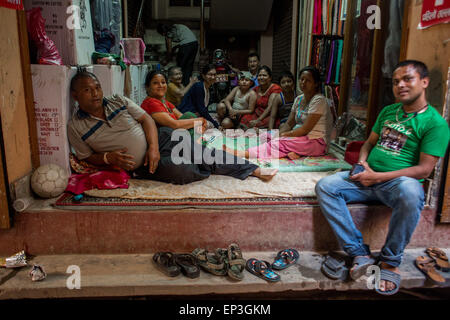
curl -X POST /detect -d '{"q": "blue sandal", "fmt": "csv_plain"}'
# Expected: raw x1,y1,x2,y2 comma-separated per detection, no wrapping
375,269,401,296
321,255,349,280
271,248,299,270
246,258,281,282
350,256,376,280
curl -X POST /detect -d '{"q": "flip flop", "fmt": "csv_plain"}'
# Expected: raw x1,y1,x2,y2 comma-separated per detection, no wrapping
152,252,180,277
375,269,401,296
426,247,450,272
349,255,376,280
415,256,446,284
175,253,200,279
271,248,299,270
321,255,349,280
246,258,280,282
227,243,246,281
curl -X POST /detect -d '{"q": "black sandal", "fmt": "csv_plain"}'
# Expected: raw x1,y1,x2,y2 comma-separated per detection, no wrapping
175,253,200,278
152,252,180,277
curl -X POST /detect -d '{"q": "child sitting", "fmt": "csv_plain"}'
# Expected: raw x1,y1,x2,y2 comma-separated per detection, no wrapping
216,72,257,129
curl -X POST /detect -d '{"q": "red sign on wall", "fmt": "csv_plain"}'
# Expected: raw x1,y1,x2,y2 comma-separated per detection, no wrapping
420,0,450,28
0,0,23,10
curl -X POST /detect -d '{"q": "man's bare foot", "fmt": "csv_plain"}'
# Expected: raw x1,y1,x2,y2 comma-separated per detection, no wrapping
252,167,278,182
222,144,249,158
287,152,301,160
379,262,400,292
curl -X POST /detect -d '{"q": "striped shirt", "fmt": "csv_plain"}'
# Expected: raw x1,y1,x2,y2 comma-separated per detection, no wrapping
67,95,147,170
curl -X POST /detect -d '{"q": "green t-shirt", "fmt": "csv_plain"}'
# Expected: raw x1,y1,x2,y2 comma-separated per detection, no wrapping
367,103,449,173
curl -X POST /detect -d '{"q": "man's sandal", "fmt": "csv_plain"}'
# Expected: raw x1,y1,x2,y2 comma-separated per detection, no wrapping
415,255,446,284
246,258,281,282
321,255,349,280
271,248,299,270
152,252,180,277
192,248,227,276
174,253,200,279
425,247,450,272
227,243,246,281
349,256,376,280
375,269,401,296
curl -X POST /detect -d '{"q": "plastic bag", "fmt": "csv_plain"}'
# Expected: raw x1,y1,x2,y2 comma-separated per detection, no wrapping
26,8,63,65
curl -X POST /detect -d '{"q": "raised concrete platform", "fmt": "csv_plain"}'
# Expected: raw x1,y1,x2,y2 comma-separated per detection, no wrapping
0,248,449,299
0,197,449,255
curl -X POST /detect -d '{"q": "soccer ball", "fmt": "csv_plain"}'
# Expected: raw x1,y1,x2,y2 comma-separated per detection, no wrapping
31,164,69,198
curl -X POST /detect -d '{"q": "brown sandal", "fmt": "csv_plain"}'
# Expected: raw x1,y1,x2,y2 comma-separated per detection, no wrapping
426,247,450,271
415,256,446,284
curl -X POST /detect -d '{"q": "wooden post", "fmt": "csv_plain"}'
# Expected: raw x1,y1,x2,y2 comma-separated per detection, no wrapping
200,0,205,51
0,120,10,229
337,0,357,116
366,0,388,134
17,10,39,170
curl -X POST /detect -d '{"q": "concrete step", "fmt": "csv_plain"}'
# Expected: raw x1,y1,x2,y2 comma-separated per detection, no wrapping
0,249,449,300
0,198,449,255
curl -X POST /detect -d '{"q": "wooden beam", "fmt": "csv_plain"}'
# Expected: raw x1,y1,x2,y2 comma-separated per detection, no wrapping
0,119,10,229
439,67,450,223
17,10,39,170
366,0,388,134
338,0,357,116
399,0,411,61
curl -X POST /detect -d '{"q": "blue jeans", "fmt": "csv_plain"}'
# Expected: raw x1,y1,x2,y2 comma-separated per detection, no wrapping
315,171,425,267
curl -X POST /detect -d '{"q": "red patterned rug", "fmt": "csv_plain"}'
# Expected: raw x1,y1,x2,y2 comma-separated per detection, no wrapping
55,193,318,210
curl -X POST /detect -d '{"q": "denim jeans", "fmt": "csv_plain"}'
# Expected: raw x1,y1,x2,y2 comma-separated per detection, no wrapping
315,171,425,267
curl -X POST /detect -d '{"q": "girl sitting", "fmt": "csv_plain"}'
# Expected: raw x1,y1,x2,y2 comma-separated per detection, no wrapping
269,71,297,129
216,71,257,129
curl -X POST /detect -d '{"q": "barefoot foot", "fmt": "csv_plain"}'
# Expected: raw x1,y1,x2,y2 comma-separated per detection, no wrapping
252,167,278,182
287,152,301,160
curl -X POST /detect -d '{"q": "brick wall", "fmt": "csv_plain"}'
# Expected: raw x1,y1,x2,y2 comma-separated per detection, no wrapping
272,0,293,83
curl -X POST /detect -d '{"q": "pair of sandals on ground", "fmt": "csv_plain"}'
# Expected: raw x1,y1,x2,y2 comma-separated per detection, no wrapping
246,249,300,282
322,253,400,296
322,247,450,296
415,247,450,285
152,243,246,281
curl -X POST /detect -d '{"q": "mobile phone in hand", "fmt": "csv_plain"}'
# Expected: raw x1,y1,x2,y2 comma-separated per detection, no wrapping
350,163,365,176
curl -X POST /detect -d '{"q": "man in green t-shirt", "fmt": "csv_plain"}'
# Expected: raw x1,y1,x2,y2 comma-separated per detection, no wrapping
315,60,449,296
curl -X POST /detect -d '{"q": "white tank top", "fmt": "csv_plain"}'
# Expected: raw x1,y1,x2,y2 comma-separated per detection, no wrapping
232,89,250,110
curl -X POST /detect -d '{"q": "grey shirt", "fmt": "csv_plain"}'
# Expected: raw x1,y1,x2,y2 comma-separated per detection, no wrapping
167,24,197,46
67,95,147,170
